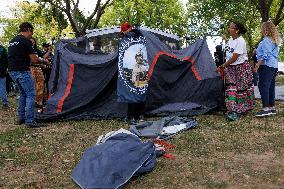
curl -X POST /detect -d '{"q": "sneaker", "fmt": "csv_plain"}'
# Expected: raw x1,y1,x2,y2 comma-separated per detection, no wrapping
227,112,240,121
270,109,276,115
255,110,272,117
26,121,45,128
270,108,277,115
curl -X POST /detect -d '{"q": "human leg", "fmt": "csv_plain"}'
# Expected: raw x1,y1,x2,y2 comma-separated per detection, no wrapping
0,77,8,107
258,65,274,108
9,71,35,123
268,68,277,107
256,66,275,117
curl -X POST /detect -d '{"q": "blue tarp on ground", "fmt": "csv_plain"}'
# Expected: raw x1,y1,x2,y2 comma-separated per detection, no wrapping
71,132,156,189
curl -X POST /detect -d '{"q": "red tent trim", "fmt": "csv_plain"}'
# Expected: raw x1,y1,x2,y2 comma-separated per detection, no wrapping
148,51,202,81
56,64,75,113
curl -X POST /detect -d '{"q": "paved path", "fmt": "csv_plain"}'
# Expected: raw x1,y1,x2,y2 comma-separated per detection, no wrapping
254,85,284,101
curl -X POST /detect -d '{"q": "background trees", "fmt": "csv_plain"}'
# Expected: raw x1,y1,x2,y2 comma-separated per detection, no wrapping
0,1,73,47
186,0,284,59
0,0,283,60
99,0,188,37
36,0,114,37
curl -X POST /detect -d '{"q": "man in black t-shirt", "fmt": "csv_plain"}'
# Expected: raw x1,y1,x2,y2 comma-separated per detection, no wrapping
8,22,50,128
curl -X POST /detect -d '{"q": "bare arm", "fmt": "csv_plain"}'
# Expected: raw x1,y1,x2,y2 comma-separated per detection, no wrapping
217,53,239,74
29,54,50,66
221,53,239,68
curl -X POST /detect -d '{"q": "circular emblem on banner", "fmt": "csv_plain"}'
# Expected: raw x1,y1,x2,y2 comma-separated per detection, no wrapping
118,36,149,95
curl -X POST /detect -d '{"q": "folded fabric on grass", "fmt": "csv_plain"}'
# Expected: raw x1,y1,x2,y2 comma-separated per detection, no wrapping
129,116,198,139
146,102,212,117
71,129,156,189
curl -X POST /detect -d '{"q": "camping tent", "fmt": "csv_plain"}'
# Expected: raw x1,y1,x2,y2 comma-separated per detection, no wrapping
37,26,224,122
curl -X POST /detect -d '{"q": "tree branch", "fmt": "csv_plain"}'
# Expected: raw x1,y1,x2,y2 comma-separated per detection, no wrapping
274,0,284,25
79,0,102,35
81,0,113,34
92,0,114,28
64,0,80,36
258,0,268,21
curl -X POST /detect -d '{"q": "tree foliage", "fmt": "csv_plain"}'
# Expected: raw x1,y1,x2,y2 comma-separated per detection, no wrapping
0,2,73,48
186,0,284,60
36,0,114,37
251,0,284,24
99,0,188,37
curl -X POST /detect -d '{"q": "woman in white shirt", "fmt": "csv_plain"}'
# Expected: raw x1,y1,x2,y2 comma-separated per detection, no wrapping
217,21,255,121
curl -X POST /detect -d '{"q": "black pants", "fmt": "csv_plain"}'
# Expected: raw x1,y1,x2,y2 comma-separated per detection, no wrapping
258,65,278,107
127,102,145,119
6,74,14,94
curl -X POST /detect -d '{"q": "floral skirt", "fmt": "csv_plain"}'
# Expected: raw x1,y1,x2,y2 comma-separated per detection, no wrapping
224,61,255,113
30,67,45,105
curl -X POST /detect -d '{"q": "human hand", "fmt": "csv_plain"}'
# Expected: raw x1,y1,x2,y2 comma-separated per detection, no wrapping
254,63,260,73
217,66,224,74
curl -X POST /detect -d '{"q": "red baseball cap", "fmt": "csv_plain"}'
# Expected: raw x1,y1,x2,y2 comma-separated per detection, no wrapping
120,22,132,32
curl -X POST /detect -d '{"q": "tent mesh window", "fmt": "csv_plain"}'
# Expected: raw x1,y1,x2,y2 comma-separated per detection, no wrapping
88,35,120,55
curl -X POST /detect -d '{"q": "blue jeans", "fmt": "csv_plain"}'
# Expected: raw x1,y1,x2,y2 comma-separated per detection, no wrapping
0,77,8,106
9,71,35,123
258,65,278,108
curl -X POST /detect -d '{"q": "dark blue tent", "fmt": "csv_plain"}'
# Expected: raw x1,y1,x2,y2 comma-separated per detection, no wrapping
37,27,224,121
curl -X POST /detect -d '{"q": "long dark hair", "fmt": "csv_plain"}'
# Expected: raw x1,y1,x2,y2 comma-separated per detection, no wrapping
30,37,38,49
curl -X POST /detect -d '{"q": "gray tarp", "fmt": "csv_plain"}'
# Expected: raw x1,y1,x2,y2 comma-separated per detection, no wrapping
129,116,198,139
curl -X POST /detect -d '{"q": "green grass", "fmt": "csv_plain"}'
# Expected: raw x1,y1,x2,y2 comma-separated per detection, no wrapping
0,98,284,188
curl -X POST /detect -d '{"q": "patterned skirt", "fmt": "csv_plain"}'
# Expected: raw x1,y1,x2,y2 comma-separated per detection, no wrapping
30,67,45,105
224,61,255,113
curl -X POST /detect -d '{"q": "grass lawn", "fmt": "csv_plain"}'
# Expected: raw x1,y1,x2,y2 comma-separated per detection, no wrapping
1,78,284,188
